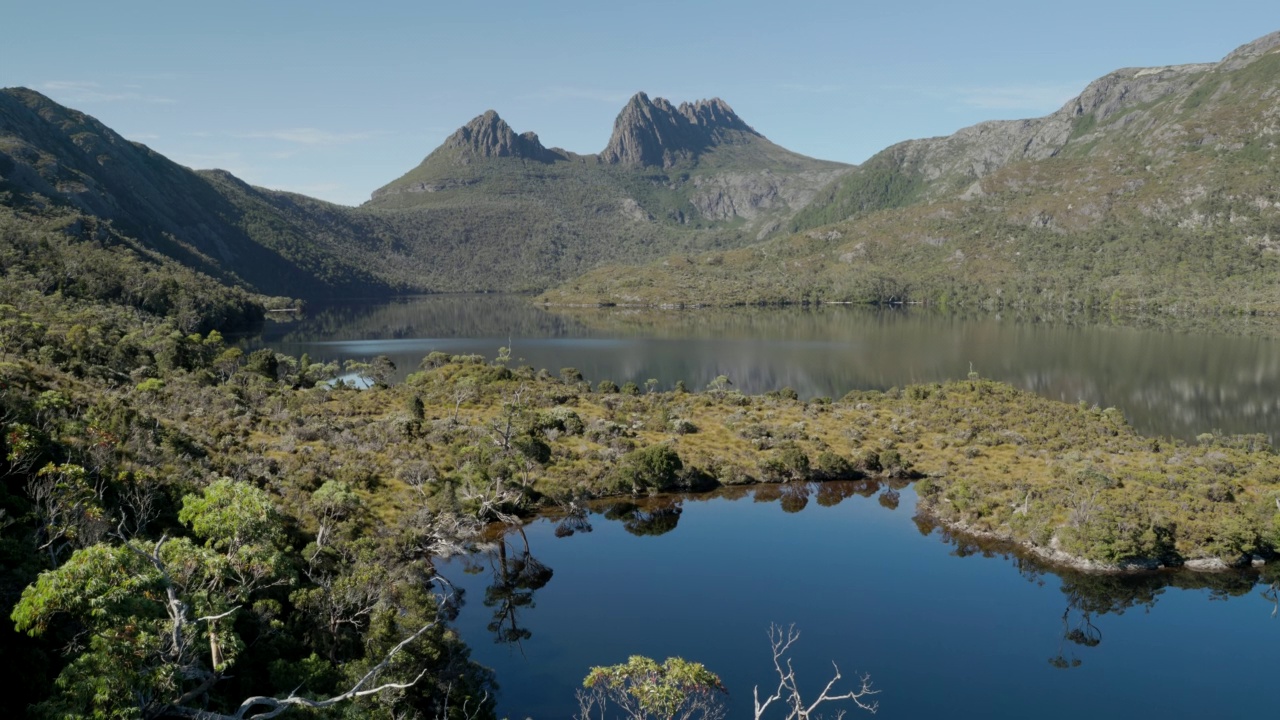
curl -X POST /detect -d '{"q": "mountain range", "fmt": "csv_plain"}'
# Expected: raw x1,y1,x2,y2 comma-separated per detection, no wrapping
4,30,1280,315
545,31,1280,314
0,88,846,298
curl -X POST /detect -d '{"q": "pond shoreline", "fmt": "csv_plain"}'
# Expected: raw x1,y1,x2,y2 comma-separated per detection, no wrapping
532,476,1273,576
913,504,1271,575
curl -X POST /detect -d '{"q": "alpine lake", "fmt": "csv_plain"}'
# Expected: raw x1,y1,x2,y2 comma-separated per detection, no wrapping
249,296,1280,719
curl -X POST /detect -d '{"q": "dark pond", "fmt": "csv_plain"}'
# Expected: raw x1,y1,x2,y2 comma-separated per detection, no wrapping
438,486,1277,719
249,295,1280,441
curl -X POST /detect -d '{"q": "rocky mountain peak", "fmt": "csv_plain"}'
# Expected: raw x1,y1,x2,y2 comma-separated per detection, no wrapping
600,92,762,168
677,97,753,133
443,110,554,162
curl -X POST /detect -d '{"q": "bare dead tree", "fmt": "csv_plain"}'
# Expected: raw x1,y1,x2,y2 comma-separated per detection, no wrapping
117,472,161,539
405,505,482,558
450,378,479,424
753,624,878,719
397,461,439,497
484,385,529,454
158,621,437,719
458,474,523,525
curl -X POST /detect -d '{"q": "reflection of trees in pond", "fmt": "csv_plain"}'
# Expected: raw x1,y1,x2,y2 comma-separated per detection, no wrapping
877,488,900,510
752,484,783,504
553,505,593,538
1043,572,1166,669
716,485,755,502
759,481,899,513
1048,609,1095,669
1263,563,1280,619
920,517,1280,667
808,480,890,509
600,499,683,537
815,480,868,508
779,483,811,514
483,526,554,647
849,479,882,498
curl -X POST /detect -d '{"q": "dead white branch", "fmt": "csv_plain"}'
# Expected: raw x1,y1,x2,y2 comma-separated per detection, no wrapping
753,624,878,720
162,621,436,719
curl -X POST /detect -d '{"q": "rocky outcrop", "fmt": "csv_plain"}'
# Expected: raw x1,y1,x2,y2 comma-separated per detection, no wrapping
442,110,561,163
600,92,762,167
1219,29,1280,70
690,168,849,222
371,90,849,240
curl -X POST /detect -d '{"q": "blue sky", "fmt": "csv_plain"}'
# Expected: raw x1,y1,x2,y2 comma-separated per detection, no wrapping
3,1,1277,206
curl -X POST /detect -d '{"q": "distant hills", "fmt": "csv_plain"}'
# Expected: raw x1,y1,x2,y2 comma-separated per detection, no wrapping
0,88,393,299
0,88,846,298
544,31,1280,315
5,30,1280,316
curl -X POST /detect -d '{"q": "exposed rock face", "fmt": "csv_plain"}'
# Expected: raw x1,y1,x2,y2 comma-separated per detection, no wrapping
1219,29,1280,70
690,168,849,222
600,92,762,167
443,110,560,163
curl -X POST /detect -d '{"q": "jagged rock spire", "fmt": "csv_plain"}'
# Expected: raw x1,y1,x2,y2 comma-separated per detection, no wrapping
444,110,554,161
600,92,761,167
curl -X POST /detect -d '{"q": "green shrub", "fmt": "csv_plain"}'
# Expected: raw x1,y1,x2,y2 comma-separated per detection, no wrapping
857,448,882,474
815,451,859,479
759,444,810,482
615,445,683,493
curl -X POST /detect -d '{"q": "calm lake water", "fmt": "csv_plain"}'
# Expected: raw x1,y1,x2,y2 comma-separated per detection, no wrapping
251,295,1280,441
437,487,1277,719
248,296,1280,717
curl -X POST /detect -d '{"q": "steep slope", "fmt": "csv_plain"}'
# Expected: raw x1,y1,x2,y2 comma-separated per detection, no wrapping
794,32,1280,232
362,94,850,291
0,87,389,298
543,31,1280,316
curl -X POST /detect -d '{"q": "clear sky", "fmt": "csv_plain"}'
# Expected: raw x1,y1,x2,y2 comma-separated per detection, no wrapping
3,1,1277,206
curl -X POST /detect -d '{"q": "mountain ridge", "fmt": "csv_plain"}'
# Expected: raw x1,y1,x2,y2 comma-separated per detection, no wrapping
542,30,1280,316
790,29,1280,232
7,29,1280,310
0,86,392,298
358,91,850,291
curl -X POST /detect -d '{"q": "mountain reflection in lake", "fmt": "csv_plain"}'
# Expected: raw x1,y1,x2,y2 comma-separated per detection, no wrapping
247,295,1280,441
438,483,1277,720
